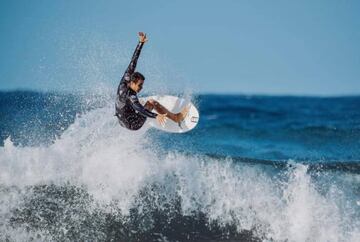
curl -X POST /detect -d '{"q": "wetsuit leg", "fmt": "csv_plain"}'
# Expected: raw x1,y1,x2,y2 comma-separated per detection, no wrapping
117,113,146,131
127,113,147,130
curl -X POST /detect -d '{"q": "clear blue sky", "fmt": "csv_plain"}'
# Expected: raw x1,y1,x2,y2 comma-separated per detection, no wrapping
0,0,359,95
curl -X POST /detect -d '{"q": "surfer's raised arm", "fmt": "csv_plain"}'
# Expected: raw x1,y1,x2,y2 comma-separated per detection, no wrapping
119,32,147,86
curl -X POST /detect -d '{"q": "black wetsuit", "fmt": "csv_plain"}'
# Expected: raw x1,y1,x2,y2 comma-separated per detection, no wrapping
115,42,157,130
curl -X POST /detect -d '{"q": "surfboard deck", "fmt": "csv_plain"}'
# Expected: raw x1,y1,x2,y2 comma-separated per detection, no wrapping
139,95,199,133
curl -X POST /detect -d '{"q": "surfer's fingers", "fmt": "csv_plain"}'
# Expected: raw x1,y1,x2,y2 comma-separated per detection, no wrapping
157,114,167,127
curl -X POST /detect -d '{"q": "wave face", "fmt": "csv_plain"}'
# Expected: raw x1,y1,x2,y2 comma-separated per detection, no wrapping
0,91,359,241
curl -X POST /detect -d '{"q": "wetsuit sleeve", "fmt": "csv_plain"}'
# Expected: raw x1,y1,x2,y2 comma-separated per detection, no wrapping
119,42,144,86
129,94,158,118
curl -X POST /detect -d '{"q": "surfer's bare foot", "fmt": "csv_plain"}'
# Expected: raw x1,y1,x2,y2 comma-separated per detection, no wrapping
176,105,190,123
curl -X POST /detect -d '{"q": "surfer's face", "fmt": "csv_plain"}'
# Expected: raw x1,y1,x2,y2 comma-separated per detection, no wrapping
129,79,144,93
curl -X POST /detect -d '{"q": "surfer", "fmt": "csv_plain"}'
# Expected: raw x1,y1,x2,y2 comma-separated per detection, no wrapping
115,32,189,130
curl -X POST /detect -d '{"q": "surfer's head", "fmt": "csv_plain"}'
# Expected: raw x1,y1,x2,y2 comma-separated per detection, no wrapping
129,72,145,93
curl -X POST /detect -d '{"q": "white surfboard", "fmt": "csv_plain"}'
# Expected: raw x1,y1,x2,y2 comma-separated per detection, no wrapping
139,95,199,133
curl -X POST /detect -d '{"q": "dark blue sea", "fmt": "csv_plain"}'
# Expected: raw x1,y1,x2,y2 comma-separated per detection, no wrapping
0,90,359,241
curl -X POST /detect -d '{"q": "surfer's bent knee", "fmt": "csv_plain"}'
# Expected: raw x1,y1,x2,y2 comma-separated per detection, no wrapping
152,100,160,107
144,101,155,111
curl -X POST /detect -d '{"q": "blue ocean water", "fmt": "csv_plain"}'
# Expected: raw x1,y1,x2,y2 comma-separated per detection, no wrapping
0,90,359,241
154,94,360,162
2,91,360,161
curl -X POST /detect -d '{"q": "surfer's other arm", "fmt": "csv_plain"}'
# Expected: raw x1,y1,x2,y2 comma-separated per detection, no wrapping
129,94,158,119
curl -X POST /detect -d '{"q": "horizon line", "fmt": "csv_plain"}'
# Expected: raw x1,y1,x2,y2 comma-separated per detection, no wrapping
1,88,360,98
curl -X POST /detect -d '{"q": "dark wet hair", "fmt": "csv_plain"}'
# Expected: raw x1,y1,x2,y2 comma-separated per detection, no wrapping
131,72,145,82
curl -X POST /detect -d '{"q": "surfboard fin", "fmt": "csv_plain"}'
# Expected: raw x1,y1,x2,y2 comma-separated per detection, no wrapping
191,116,199,123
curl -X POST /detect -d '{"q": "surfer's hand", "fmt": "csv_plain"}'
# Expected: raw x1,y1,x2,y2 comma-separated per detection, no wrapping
156,113,167,127
138,32,148,43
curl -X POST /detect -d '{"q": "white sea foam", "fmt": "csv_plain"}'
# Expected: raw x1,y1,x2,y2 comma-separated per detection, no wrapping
0,104,359,241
